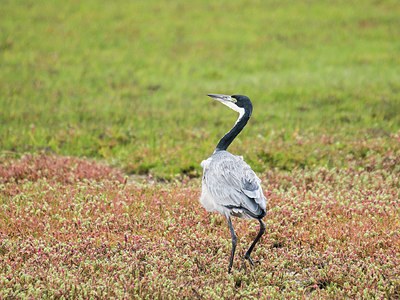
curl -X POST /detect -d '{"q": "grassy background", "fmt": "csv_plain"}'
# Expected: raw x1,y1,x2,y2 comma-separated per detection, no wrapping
1,0,400,178
2,0,400,178
1,1,400,297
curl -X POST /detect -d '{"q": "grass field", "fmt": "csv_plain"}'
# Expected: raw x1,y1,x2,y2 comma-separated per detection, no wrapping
1,0,400,298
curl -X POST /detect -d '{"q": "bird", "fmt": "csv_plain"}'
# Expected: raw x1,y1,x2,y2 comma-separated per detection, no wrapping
200,94,267,273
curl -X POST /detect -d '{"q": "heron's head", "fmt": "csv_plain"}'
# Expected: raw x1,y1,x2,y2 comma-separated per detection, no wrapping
207,94,252,115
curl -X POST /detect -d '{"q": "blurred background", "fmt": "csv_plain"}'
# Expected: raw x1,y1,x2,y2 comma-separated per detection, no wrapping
1,0,399,178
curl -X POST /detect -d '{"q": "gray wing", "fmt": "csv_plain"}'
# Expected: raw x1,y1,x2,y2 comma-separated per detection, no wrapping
203,151,266,217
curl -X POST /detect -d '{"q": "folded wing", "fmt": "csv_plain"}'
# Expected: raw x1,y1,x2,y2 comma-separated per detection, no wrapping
202,151,266,218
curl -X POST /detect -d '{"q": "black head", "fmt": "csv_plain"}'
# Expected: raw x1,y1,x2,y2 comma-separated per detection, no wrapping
207,94,253,115
231,95,252,109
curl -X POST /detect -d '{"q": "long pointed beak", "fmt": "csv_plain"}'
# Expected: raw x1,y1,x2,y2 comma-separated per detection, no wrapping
207,94,235,103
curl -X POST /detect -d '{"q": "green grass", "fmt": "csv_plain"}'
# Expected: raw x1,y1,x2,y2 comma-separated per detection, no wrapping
1,2,400,297
1,0,400,178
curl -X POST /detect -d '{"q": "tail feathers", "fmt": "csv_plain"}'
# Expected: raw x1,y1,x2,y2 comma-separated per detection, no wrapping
224,205,266,219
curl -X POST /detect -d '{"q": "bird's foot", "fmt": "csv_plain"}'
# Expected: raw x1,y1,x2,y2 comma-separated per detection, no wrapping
239,256,256,272
245,256,255,266
248,257,262,265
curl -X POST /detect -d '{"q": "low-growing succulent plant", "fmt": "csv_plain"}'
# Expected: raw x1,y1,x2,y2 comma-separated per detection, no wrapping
0,154,399,298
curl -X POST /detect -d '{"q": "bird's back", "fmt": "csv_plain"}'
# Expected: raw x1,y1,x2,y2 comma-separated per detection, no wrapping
200,151,266,219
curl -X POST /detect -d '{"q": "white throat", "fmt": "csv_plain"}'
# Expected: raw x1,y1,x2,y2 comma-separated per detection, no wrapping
221,101,245,124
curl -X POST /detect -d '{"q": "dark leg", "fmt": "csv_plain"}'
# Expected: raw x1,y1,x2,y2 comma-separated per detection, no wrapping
226,216,237,273
243,219,265,266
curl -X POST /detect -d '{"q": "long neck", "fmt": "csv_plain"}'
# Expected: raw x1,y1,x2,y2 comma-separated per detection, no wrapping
215,108,252,152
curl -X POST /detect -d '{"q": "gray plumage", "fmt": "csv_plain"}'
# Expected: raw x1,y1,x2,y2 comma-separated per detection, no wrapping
200,94,267,273
200,151,266,219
